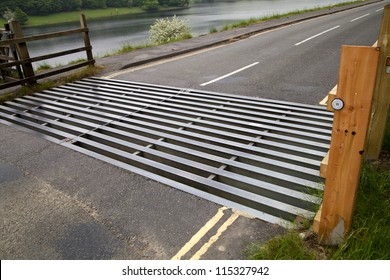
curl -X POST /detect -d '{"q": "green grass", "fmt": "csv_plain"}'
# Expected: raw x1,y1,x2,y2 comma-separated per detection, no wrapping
68,58,87,65
214,0,365,32
36,62,52,71
247,231,318,260
104,32,192,56
0,65,103,104
103,43,154,56
329,162,390,259
209,27,218,34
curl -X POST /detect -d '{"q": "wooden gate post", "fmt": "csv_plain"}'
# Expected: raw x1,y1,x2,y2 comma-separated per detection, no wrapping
9,20,36,85
365,4,390,160
318,46,379,245
80,14,94,65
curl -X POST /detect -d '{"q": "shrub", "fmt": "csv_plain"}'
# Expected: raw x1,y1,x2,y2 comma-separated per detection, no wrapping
14,7,28,25
149,15,191,44
142,0,159,11
2,8,15,22
2,7,28,25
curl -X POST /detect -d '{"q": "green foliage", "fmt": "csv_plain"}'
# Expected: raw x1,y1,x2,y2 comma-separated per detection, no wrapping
36,62,52,71
82,0,107,9
2,7,28,25
106,0,129,7
142,0,159,11
14,7,29,25
68,58,87,64
132,0,146,7
247,232,317,260
61,0,83,12
159,0,189,7
330,163,390,259
209,27,217,33
149,15,191,44
0,1,22,14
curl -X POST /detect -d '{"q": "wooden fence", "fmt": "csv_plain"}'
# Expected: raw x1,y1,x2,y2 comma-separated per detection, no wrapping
313,4,389,245
0,14,94,90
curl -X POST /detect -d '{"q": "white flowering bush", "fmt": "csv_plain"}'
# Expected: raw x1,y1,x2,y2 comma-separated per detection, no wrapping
149,15,192,45
3,8,15,22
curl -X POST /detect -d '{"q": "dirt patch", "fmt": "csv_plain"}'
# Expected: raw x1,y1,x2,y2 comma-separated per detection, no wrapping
372,150,390,170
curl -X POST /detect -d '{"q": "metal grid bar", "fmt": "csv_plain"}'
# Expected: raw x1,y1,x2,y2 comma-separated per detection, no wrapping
0,78,333,227
8,95,325,166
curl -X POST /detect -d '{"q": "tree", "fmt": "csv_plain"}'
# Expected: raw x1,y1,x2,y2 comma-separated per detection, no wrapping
26,0,52,15
60,0,82,11
142,0,159,11
158,0,188,7
0,1,21,15
82,0,107,9
132,0,145,7
167,0,189,7
14,7,29,25
2,7,28,25
106,0,128,7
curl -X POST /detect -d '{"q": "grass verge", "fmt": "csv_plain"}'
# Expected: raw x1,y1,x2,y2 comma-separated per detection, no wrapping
106,43,154,56
247,231,319,260
105,32,192,56
247,115,390,260
330,159,390,259
0,65,103,105
218,0,366,32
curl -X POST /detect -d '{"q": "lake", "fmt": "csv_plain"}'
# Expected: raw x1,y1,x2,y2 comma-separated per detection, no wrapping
23,0,355,67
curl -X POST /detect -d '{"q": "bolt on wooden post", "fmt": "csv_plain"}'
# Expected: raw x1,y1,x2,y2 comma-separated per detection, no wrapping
318,46,379,245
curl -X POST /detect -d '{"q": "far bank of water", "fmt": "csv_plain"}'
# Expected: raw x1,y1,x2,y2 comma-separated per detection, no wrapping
23,0,358,67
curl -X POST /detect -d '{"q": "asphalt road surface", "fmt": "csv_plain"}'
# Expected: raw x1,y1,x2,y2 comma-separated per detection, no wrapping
1,0,388,260
109,1,386,105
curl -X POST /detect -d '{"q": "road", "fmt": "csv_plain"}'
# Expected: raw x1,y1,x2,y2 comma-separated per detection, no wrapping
109,0,387,105
1,1,388,261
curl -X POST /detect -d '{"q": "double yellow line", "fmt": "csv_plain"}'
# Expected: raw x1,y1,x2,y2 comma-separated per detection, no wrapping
171,207,240,260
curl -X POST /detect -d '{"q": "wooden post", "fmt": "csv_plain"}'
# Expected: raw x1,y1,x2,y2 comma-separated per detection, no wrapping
4,23,24,80
365,4,390,160
318,46,379,245
9,20,35,84
80,14,94,65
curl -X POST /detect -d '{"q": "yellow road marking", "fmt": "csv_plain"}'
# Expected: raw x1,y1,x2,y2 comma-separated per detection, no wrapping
171,206,227,260
189,211,240,260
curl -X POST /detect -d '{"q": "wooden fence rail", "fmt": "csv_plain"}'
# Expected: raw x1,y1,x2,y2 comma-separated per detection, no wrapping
0,14,94,90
